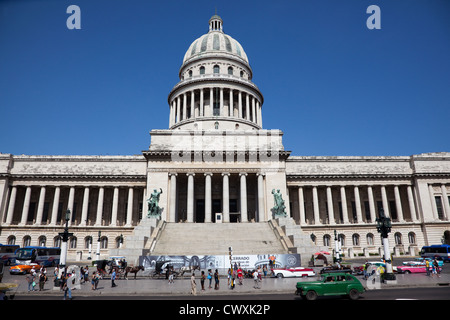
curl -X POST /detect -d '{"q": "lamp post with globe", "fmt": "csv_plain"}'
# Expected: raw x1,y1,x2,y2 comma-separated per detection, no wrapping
376,208,396,282
58,209,73,268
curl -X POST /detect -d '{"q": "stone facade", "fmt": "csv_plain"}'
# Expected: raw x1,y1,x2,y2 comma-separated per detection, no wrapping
0,16,449,263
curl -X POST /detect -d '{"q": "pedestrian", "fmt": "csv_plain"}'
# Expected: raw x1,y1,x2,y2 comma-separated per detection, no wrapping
168,267,174,284
208,269,213,289
26,272,35,292
227,268,231,287
433,259,441,276
39,271,46,291
253,269,260,289
237,267,243,285
111,268,117,287
200,271,206,291
214,269,220,290
425,259,431,276
94,271,100,290
63,273,74,300
190,272,197,295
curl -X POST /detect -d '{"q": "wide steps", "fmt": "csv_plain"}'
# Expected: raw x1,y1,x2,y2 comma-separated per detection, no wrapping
151,222,287,256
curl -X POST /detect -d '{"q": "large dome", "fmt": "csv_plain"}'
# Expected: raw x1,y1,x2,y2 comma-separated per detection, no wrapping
182,15,249,66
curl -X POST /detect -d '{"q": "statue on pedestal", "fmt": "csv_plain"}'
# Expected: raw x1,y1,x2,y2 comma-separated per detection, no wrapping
147,188,163,218
271,189,287,217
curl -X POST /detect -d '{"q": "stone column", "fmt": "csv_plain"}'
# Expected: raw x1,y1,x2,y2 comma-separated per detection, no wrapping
50,186,60,226
252,96,256,123
394,185,405,222
222,172,230,223
176,96,181,123
126,187,134,226
381,186,390,218
204,173,212,223
80,187,90,226
326,186,335,225
191,90,195,119
183,93,187,121
169,173,177,223
35,186,46,225
298,187,306,225
240,173,248,222
407,185,418,222
200,88,204,117
441,184,449,220
220,87,224,116
187,173,195,223
238,91,242,118
229,89,233,117
95,187,104,226
67,187,75,226
340,186,349,224
209,87,214,117
5,186,17,226
257,173,265,222
110,187,119,226
428,184,438,220
245,93,250,120
354,186,363,223
367,186,376,223
257,101,262,127
19,186,32,226
312,186,320,225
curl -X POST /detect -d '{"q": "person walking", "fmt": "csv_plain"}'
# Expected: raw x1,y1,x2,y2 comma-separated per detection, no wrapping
26,272,35,292
253,269,260,289
190,272,197,295
425,259,431,276
208,269,213,289
200,271,206,291
111,268,117,287
214,269,220,290
39,271,46,291
63,273,74,300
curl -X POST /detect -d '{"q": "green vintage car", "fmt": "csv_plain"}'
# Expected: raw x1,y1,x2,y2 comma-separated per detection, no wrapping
295,272,365,300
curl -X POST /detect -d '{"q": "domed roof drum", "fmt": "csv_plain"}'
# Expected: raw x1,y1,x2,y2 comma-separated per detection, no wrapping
182,16,249,66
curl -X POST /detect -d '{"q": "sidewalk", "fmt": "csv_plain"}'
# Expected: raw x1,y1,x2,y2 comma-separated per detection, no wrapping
11,269,450,297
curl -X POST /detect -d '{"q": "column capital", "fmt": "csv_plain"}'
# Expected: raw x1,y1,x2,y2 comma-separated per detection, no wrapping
221,172,230,177
239,172,248,177
186,172,195,177
256,172,265,177
169,172,178,177
204,172,213,177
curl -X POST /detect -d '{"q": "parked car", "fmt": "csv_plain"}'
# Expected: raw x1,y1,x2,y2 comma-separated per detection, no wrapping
319,265,352,274
354,261,397,275
9,263,41,275
271,267,315,278
402,257,444,267
396,265,442,274
295,272,365,300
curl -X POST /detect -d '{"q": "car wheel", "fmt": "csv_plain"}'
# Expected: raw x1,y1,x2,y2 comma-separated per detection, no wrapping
348,289,360,300
405,270,411,274
276,273,284,278
305,290,318,301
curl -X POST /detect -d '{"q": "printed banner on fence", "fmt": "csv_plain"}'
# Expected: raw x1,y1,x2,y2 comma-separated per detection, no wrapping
140,253,301,271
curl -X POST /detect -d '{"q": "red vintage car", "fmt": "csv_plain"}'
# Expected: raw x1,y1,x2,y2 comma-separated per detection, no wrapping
396,265,442,274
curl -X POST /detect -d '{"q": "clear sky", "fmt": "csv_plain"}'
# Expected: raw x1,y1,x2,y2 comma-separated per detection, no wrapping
1,0,449,157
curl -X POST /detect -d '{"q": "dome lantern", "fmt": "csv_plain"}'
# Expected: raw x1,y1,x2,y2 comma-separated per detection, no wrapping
209,14,223,32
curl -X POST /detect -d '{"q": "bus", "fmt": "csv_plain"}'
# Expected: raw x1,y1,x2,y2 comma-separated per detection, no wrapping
0,244,20,265
421,244,450,262
15,246,61,267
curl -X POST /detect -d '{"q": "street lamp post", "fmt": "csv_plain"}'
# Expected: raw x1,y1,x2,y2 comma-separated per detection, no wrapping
376,208,396,282
95,230,101,263
334,230,341,263
59,209,73,268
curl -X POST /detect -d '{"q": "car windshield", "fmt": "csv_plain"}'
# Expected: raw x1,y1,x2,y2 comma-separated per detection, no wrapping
16,248,34,260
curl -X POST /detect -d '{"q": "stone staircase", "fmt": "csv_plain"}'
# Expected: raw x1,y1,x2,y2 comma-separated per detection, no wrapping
150,222,287,256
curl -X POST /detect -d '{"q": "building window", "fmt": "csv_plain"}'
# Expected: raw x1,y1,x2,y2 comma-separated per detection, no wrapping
200,66,205,75
352,234,360,246
408,232,416,244
188,70,193,78
70,236,77,249
101,237,108,249
38,236,46,247
54,236,61,248
7,236,16,245
23,236,31,247
85,236,93,249
435,196,444,220
394,232,402,245
228,66,233,75
213,65,220,74
323,234,331,247
366,233,374,246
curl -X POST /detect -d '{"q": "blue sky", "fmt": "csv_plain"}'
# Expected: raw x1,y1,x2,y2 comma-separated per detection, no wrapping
0,0,449,156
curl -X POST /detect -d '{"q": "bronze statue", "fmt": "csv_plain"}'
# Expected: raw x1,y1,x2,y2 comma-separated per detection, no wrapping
271,189,287,217
147,188,163,218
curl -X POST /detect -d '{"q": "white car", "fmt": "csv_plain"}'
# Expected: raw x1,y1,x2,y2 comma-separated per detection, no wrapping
271,267,316,278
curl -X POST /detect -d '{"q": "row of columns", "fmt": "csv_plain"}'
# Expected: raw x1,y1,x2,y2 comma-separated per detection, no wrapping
169,88,262,127
3,185,145,227
296,184,421,225
168,172,265,223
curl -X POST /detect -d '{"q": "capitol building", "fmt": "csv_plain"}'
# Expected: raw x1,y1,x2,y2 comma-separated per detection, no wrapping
1,15,449,265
